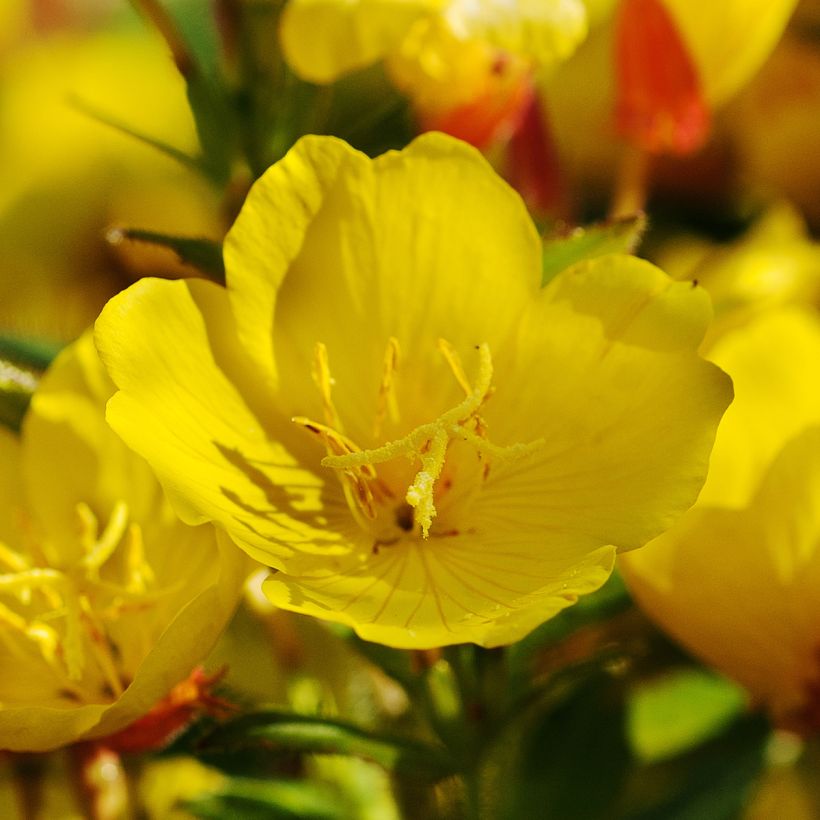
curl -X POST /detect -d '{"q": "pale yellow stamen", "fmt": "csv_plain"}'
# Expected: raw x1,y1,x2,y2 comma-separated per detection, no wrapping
0,501,159,693
437,338,473,397
80,598,125,698
311,341,342,430
0,601,60,666
81,500,130,577
0,541,30,573
374,337,401,438
125,524,155,593
0,569,84,679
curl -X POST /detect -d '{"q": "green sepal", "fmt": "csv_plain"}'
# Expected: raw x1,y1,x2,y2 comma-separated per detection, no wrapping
185,777,345,820
106,228,225,283
0,336,60,433
542,214,648,285
191,711,457,781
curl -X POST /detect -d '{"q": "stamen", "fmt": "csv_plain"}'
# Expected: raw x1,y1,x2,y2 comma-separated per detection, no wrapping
82,501,130,578
0,601,60,667
124,524,155,593
292,416,383,524
76,502,99,553
0,569,84,679
437,338,472,396
0,541,30,573
374,337,401,438
80,598,125,698
311,342,342,430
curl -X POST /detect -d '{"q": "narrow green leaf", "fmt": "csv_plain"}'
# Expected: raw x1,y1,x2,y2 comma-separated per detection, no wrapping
68,95,205,174
185,777,344,820
542,214,648,285
106,228,225,282
194,712,457,781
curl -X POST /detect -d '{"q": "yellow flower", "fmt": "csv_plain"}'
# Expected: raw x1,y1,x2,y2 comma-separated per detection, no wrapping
0,332,244,752
96,133,731,649
279,0,587,141
0,30,222,339
621,307,820,731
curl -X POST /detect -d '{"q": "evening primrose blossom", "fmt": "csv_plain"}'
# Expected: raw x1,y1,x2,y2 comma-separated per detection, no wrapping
0,332,243,752
96,133,731,649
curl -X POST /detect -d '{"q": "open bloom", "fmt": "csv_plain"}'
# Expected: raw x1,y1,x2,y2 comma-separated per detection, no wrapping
621,307,820,732
279,0,588,146
96,133,730,648
0,332,243,752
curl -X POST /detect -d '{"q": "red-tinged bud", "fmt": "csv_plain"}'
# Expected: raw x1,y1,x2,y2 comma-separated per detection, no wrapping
505,94,567,218
420,55,534,150
102,667,235,755
614,0,710,155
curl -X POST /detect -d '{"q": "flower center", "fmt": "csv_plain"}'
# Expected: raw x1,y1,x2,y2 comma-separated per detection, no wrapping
293,339,544,542
0,501,161,703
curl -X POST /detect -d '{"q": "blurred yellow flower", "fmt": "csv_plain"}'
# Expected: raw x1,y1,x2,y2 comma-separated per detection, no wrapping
96,133,730,649
0,332,243,752
0,28,222,340
280,0,588,144
621,307,820,732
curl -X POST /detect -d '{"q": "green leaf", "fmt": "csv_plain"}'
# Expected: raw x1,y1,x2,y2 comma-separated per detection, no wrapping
192,711,457,781
185,777,344,820
542,214,648,285
627,669,746,762
106,228,225,282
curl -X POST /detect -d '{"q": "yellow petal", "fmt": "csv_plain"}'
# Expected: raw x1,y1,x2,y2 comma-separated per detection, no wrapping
699,308,820,508
95,277,349,570
21,331,156,564
622,426,820,724
279,0,441,83
664,0,797,105
232,132,542,447
263,538,615,648
477,255,730,551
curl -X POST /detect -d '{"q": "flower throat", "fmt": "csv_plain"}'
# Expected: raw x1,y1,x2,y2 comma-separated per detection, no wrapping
293,339,544,540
